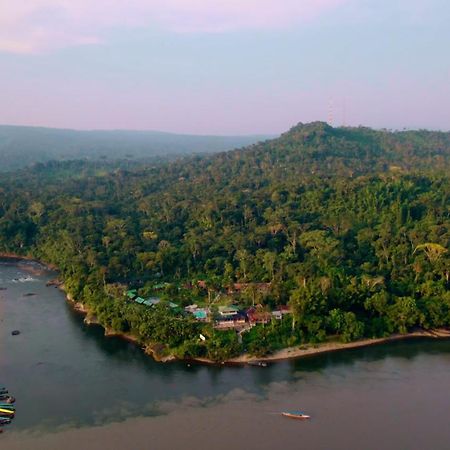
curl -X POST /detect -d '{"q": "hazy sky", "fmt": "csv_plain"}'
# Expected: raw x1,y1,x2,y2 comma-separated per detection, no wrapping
0,0,449,134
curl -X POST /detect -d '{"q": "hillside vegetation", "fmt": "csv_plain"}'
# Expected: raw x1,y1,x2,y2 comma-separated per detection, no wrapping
0,122,448,360
0,125,270,171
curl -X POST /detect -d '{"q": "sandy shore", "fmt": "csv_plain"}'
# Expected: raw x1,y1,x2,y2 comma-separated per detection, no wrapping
225,328,450,364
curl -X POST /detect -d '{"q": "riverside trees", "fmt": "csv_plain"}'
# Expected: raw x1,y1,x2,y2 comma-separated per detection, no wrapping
0,123,449,358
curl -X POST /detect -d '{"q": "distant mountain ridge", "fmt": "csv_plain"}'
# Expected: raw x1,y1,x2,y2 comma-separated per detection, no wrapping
0,124,273,172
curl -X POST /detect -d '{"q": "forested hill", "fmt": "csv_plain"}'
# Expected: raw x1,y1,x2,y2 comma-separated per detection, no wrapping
193,122,450,182
112,121,449,199
0,122,448,360
0,124,271,172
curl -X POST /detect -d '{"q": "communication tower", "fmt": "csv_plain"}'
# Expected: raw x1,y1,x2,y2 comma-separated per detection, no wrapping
327,98,334,126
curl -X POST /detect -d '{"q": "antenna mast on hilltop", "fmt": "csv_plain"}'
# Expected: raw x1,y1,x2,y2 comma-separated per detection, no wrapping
327,98,334,126
342,97,347,127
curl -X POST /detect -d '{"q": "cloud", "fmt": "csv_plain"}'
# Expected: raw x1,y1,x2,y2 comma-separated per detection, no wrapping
0,0,346,54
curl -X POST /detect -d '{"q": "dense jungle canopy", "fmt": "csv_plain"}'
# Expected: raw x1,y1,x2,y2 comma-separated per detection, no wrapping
0,122,449,360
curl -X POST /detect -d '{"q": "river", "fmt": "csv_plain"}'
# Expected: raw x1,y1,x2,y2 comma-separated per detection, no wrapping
1,260,450,449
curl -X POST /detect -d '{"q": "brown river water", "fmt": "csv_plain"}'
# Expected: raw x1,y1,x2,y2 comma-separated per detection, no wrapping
1,260,450,449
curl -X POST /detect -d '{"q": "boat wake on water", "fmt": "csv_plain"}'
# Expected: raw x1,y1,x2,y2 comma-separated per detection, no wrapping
11,276,37,283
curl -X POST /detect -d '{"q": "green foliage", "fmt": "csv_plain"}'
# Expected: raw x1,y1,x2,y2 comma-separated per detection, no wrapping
243,319,300,356
388,297,422,334
0,123,449,358
205,331,241,361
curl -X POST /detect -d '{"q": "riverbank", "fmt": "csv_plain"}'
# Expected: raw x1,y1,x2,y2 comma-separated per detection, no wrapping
65,282,450,366
225,328,450,364
65,282,450,365
64,286,177,362
0,253,58,272
2,254,450,366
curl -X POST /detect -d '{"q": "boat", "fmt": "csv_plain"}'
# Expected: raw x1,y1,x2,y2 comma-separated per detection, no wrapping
0,408,15,416
0,396,15,403
0,405,15,412
281,411,311,420
248,361,268,367
0,404,15,410
0,417,12,425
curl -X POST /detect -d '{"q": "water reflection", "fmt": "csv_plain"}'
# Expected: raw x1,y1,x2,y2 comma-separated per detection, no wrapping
1,261,450,433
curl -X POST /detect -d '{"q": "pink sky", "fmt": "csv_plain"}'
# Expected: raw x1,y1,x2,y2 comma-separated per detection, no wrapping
0,0,448,133
0,0,346,53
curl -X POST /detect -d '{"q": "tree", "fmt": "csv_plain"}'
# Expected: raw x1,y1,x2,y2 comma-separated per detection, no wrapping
388,297,421,334
414,243,447,264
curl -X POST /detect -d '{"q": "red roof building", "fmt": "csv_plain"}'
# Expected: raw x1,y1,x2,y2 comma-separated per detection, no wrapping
246,306,272,325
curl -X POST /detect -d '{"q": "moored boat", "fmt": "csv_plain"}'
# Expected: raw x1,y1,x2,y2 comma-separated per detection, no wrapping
0,406,15,412
0,387,16,429
0,408,15,416
281,411,310,420
0,404,15,410
248,361,268,367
